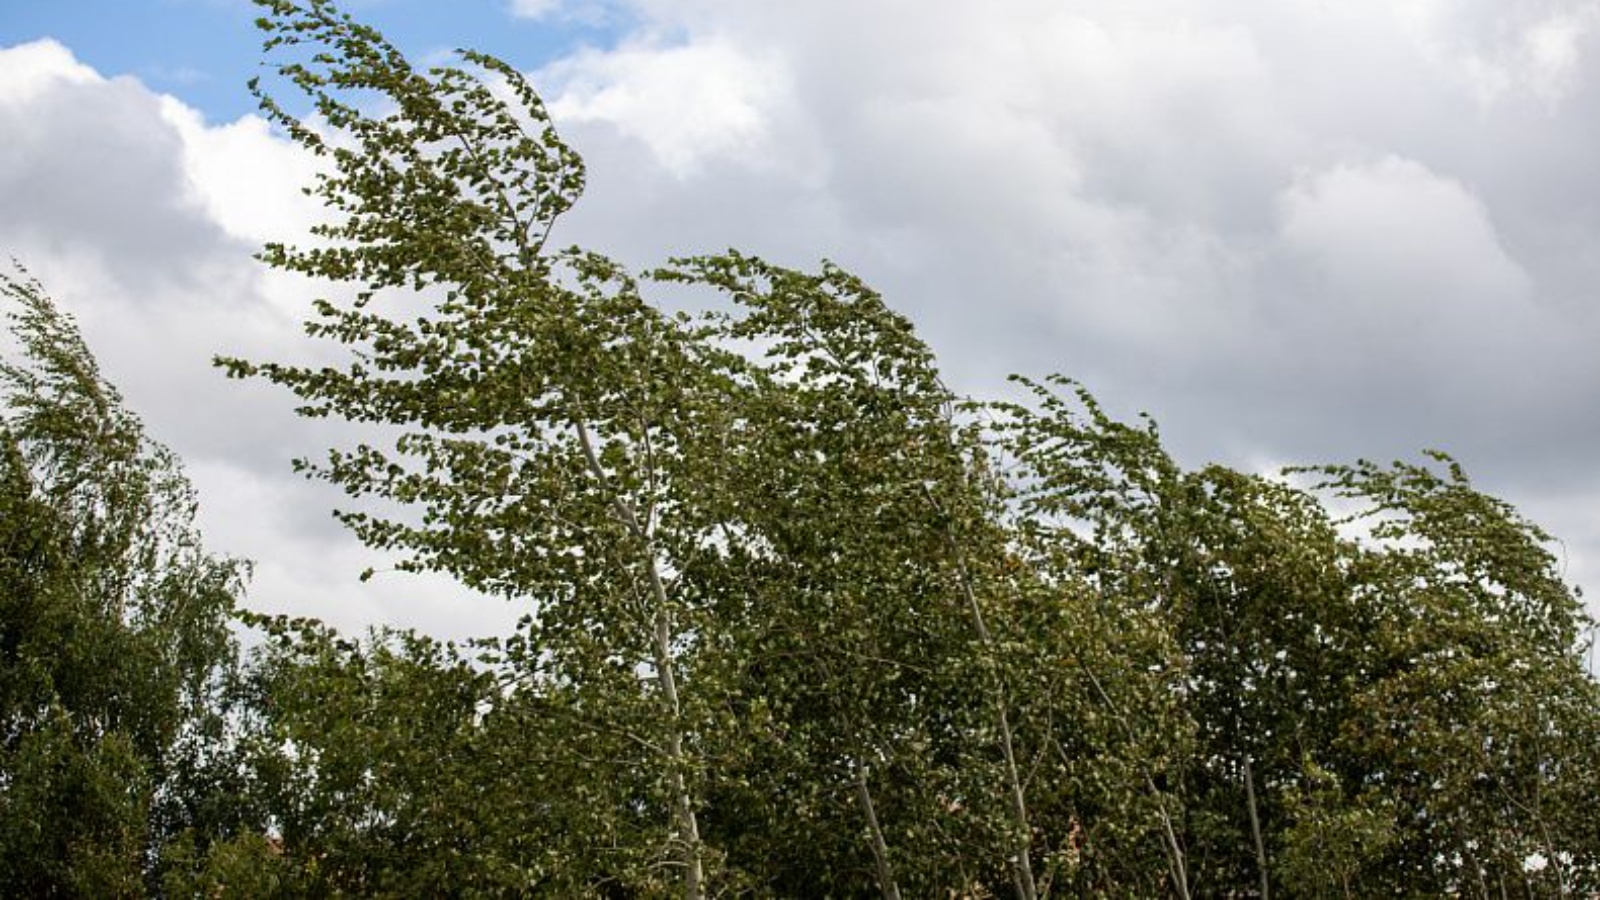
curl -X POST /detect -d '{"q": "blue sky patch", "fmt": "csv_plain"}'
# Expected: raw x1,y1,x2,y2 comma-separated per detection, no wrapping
1,0,627,123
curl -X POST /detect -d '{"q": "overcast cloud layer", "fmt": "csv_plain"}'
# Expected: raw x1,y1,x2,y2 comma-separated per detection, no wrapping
3,0,1600,640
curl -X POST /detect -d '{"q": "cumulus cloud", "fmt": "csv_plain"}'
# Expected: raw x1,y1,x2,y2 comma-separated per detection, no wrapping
527,0,1600,612
0,40,521,642
1275,155,1536,354
157,98,323,248
8,0,1600,630
0,38,98,105
1394,0,1600,107
541,37,794,178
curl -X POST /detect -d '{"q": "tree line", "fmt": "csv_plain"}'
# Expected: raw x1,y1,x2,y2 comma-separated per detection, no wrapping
3,0,1598,895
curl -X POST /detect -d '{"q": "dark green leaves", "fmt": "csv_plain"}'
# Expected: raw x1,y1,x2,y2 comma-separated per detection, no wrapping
1,266,248,894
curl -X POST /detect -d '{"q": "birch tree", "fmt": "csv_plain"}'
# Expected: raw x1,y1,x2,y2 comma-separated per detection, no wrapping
222,3,1600,896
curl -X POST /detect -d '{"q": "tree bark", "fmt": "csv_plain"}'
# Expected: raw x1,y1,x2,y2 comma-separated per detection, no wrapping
650,586,706,899
1243,755,1269,900
576,419,706,899
943,525,1039,900
1151,773,1191,900
855,764,904,900
1078,664,1189,900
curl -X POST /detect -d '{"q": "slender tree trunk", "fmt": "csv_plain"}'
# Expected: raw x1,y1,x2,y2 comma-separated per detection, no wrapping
577,419,706,899
1078,665,1190,900
1149,774,1191,900
1243,755,1269,900
855,764,904,900
649,568,706,899
944,528,1039,900
994,701,1040,900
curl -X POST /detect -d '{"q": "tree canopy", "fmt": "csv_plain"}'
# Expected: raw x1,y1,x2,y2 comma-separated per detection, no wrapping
0,266,249,895
1,0,1597,896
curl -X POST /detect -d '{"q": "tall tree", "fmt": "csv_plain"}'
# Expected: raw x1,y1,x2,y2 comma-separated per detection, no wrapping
999,376,1600,896
227,2,1098,892
223,2,1600,896
226,2,766,891
0,266,248,894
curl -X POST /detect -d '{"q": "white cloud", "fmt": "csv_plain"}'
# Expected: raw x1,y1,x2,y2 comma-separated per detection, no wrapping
157,98,323,247
0,39,511,642
0,39,99,109
527,0,1600,615
541,37,791,178
1263,155,1568,424
1393,0,1600,107
1521,5,1600,104
1278,155,1533,313
9,0,1600,631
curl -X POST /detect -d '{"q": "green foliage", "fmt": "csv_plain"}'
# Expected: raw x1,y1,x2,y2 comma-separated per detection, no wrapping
0,2,1581,897
1000,377,1600,895
1275,758,1395,897
215,2,1600,896
0,266,249,894
231,616,523,896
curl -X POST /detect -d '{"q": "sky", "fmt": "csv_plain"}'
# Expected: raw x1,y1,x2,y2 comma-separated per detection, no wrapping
3,0,1600,645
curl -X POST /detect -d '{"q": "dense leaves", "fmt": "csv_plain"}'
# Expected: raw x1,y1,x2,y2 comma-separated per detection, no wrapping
0,267,248,895
215,2,1600,896
4,0,1598,895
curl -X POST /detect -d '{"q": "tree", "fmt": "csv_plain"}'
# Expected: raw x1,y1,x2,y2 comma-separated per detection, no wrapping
226,616,530,896
224,2,782,891
999,377,1600,896
221,1,1600,896
224,1,1158,889
1304,456,1600,895
0,266,250,894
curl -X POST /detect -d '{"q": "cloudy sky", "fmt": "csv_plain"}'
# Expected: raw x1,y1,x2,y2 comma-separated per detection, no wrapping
4,0,1600,643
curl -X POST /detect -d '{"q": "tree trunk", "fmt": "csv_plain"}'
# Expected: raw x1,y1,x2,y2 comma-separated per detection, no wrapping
577,419,705,899
1150,774,1191,900
1243,755,1269,900
650,589,706,899
944,526,1039,900
855,764,904,900
1079,664,1189,900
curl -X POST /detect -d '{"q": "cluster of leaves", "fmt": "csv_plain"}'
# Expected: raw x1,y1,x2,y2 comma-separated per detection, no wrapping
5,0,1600,895
211,3,1600,896
0,267,251,895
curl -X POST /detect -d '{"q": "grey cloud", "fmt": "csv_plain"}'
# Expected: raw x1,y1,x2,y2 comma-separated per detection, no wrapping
534,0,1600,607
10,0,1600,637
0,76,228,296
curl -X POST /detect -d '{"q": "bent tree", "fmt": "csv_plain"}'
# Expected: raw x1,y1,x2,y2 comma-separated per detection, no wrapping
997,379,1600,896
225,1,1600,896
227,1,1082,893
0,268,247,894
226,1,730,890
